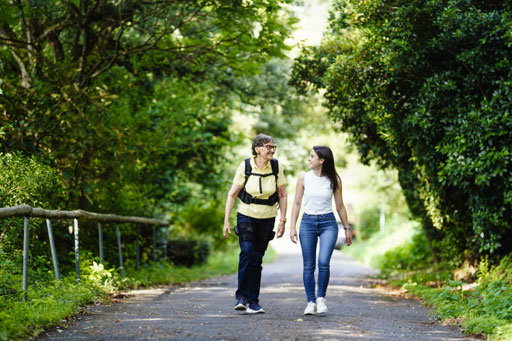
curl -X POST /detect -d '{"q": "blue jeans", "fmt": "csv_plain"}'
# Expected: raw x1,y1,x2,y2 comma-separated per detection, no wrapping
299,212,338,303
236,213,275,303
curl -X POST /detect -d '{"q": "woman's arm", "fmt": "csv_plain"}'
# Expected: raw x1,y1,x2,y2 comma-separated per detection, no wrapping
289,173,305,244
223,184,243,239
276,184,288,238
334,177,352,246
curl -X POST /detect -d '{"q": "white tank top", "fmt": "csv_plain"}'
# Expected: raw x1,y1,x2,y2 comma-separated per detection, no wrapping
303,171,333,215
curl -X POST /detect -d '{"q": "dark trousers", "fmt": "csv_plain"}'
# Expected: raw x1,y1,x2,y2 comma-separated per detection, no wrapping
235,213,275,303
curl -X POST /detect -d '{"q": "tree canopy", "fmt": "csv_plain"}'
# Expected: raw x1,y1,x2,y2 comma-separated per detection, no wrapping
291,0,512,263
0,0,296,215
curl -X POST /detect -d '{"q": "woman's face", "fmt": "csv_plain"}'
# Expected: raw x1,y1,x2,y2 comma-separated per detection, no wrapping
256,141,276,161
308,149,323,169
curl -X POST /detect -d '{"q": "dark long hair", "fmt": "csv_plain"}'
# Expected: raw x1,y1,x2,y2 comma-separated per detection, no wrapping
313,146,340,192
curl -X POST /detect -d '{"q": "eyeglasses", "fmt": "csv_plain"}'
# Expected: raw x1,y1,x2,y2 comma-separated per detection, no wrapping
260,144,277,151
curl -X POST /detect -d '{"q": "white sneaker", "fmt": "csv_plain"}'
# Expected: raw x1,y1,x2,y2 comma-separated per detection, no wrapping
316,297,328,315
303,302,316,315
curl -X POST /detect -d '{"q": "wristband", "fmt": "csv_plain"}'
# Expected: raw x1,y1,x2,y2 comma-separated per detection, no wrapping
279,218,286,222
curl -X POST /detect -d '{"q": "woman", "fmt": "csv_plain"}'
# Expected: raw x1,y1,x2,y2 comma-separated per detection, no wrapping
223,133,287,314
289,146,352,315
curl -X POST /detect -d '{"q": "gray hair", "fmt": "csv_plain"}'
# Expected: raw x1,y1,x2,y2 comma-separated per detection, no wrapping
251,133,275,155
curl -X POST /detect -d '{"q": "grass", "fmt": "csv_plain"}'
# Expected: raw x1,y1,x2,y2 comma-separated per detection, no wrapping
0,245,256,340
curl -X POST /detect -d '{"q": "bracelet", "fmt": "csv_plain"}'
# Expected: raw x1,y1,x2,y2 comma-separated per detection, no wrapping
279,217,286,222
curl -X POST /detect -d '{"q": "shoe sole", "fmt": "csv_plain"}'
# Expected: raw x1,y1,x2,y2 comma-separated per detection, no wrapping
234,304,247,311
246,309,265,314
316,311,327,316
303,312,316,315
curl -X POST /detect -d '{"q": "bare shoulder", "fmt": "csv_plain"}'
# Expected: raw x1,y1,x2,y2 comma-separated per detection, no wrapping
297,171,306,181
336,174,343,189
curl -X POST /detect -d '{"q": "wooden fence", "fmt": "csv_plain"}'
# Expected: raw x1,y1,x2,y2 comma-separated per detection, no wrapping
0,205,170,299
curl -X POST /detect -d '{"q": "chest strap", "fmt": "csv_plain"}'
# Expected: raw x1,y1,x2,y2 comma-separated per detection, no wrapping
238,158,279,206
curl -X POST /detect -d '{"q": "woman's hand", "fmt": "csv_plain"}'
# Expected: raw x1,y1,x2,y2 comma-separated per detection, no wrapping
276,221,285,238
223,221,231,239
344,228,352,246
289,228,298,244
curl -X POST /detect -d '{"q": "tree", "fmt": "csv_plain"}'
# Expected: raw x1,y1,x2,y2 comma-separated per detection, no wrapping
0,0,296,213
291,0,512,263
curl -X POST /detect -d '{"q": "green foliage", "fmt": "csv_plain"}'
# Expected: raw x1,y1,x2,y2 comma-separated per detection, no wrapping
0,152,61,208
172,193,226,235
0,153,63,256
292,0,512,262
229,58,339,176
0,247,240,340
166,237,210,267
0,270,107,340
378,232,434,274
0,1,297,271
396,254,512,340
124,248,239,289
343,217,420,269
358,207,380,241
0,0,296,214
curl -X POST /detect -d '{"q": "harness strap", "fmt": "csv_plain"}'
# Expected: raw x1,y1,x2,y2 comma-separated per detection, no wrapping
238,158,279,206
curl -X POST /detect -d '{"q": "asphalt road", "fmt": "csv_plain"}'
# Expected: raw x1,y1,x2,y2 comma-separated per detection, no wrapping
40,237,477,340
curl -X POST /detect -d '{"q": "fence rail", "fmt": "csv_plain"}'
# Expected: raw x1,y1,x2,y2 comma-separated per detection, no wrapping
0,205,170,299
0,204,169,225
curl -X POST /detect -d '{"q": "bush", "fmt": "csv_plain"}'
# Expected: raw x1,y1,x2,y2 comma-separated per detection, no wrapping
166,237,210,267
378,232,434,274
358,206,380,241
0,152,63,257
0,152,62,208
397,254,512,340
171,199,234,250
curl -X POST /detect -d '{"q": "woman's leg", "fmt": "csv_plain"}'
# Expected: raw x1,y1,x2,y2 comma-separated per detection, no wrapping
247,217,275,304
299,214,318,303
317,214,338,299
235,213,253,300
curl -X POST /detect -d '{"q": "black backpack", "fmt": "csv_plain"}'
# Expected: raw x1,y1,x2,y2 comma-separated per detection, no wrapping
237,158,279,206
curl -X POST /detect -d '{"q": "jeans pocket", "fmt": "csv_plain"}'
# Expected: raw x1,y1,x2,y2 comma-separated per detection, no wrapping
236,223,255,243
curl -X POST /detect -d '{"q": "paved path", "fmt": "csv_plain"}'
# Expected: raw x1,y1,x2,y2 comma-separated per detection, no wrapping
40,237,477,340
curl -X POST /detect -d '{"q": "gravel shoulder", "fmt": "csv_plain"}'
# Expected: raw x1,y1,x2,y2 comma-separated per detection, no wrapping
40,238,477,340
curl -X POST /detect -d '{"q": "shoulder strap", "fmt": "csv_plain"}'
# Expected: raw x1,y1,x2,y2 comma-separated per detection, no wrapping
270,159,279,192
242,158,252,188
244,158,252,175
270,159,278,176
